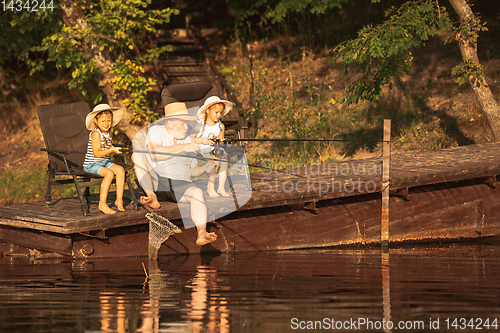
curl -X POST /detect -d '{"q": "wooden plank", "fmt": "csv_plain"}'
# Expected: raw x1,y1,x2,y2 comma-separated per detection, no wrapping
0,225,72,256
163,61,205,67
165,72,210,77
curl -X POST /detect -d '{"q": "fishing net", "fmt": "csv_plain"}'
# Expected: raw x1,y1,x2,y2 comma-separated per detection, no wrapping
147,212,181,260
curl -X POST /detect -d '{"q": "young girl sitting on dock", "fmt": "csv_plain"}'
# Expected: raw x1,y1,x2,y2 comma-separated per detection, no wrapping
83,104,125,215
195,96,233,197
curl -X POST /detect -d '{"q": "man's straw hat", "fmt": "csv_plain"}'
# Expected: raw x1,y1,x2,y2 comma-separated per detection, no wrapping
164,102,198,121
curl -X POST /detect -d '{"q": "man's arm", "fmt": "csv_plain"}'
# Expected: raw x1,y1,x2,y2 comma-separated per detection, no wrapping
145,125,203,161
191,160,216,177
147,141,201,161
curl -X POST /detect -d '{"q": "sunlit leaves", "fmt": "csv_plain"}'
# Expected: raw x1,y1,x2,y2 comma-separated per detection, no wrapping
11,0,179,124
111,57,155,122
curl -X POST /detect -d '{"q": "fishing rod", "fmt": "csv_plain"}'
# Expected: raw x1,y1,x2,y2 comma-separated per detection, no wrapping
123,148,225,164
122,148,309,180
123,147,381,190
220,138,394,143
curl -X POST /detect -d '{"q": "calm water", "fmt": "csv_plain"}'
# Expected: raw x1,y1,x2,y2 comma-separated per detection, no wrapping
1,243,500,332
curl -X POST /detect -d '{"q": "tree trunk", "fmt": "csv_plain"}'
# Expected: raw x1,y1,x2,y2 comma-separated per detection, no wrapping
448,0,500,141
58,0,143,141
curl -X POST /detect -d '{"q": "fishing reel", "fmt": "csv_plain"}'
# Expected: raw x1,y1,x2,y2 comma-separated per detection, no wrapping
214,145,227,159
209,136,228,159
209,136,229,145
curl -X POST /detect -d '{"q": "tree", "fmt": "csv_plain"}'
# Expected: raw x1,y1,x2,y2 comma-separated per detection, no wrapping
332,0,500,141
448,0,500,140
5,0,178,140
231,0,500,140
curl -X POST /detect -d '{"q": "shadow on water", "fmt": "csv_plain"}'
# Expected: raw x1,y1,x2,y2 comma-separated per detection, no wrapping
1,242,500,332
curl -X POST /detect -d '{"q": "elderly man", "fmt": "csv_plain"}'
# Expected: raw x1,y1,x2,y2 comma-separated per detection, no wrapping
133,102,217,246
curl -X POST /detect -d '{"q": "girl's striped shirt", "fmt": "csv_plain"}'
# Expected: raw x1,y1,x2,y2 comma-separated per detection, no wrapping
83,129,113,167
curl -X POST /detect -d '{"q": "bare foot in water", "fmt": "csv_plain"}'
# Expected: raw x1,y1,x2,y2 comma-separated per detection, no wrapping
99,203,116,214
115,200,126,212
140,195,161,209
196,231,217,246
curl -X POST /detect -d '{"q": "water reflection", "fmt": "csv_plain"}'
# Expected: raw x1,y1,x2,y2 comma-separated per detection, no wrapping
186,265,229,333
100,293,128,333
0,243,500,332
138,261,162,332
381,250,391,333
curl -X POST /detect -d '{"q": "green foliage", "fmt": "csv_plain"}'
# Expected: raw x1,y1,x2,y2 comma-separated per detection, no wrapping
452,57,484,86
456,11,488,44
332,0,454,105
451,12,488,87
111,53,168,123
215,33,484,167
263,0,348,24
0,8,60,66
232,0,347,26
10,0,178,123
231,0,375,46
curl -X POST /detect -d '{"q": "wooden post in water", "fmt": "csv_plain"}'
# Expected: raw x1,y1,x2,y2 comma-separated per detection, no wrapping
381,119,391,247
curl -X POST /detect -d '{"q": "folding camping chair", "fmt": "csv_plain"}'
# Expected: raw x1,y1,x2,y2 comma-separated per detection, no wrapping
38,101,140,215
160,81,251,190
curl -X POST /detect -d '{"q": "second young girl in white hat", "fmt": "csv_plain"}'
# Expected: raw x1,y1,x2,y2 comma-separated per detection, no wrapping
195,96,233,197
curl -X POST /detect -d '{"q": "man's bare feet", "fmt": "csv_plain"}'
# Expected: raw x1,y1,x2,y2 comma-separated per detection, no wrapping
196,231,217,246
218,189,230,197
140,196,161,209
99,203,117,214
115,200,126,212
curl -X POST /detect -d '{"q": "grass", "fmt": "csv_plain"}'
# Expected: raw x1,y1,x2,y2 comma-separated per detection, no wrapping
0,167,130,206
0,169,76,206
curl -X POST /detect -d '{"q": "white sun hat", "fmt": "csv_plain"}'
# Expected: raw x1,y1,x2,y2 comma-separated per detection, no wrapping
196,96,234,118
85,104,123,130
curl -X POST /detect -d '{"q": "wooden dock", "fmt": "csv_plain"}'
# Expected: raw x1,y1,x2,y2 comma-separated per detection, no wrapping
1,142,500,258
